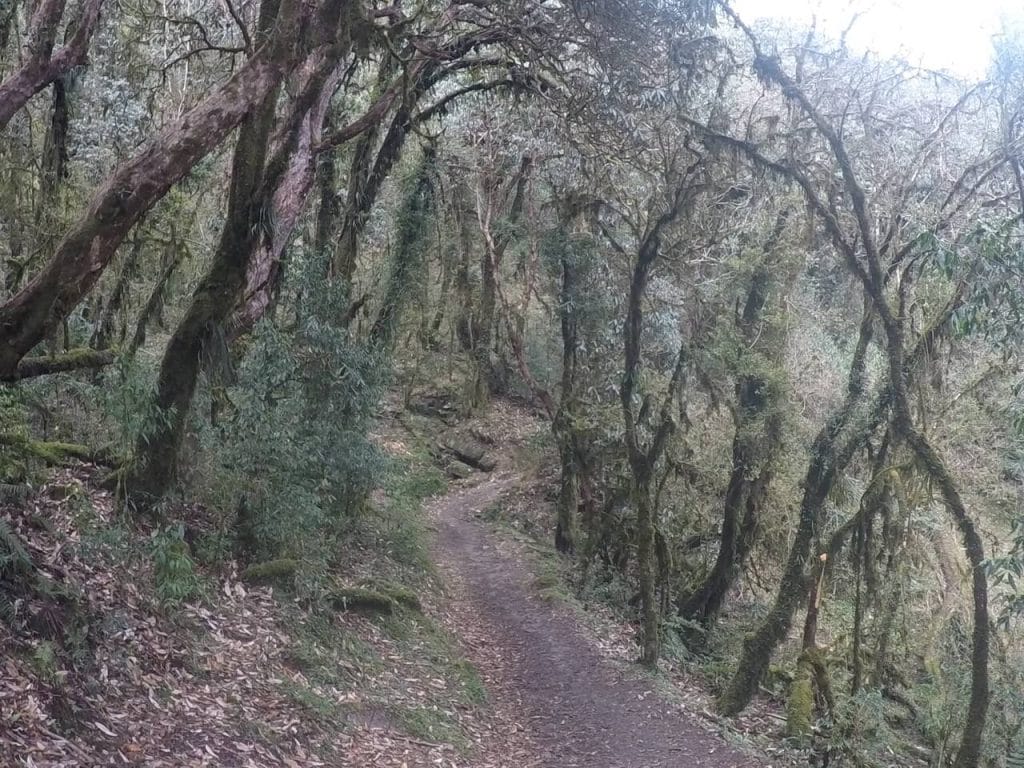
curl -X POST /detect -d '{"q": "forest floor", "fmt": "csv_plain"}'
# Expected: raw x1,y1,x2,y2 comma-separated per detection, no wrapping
1,396,794,767
343,395,794,767
422,471,760,768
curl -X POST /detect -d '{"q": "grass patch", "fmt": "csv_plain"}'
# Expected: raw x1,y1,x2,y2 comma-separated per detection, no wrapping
358,446,447,584
453,658,488,705
279,678,342,723
380,610,490,710
533,564,568,603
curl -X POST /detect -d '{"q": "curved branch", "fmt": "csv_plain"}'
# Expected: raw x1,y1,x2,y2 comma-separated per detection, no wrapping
0,0,105,131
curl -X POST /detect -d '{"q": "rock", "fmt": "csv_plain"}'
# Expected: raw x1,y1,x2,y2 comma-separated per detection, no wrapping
446,460,474,479
408,393,458,424
469,426,496,446
364,580,422,611
327,583,422,615
441,438,497,472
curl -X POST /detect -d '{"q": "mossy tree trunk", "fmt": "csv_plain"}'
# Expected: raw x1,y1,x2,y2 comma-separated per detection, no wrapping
467,155,532,410
745,49,990,766
680,210,793,627
229,58,348,336
91,219,147,350
125,0,295,507
617,179,700,666
551,199,587,554
718,300,876,715
551,202,605,557
0,0,311,379
369,147,436,354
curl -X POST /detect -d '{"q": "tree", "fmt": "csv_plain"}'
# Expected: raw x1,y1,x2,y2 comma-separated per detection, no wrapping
0,0,105,132
710,18,996,764
0,0,318,378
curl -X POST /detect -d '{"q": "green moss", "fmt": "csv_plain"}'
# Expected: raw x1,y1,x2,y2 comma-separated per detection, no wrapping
241,558,298,585
786,658,815,740
0,433,101,466
360,579,422,610
326,587,398,615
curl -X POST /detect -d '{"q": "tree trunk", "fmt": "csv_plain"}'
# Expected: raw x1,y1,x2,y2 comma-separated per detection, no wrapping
125,0,292,507
635,474,660,664
90,219,147,350
127,248,183,356
0,0,310,379
313,114,341,261
369,147,435,353
718,301,876,716
230,57,346,337
680,209,794,628
0,0,103,132
618,190,695,667
554,223,581,551
748,51,990,762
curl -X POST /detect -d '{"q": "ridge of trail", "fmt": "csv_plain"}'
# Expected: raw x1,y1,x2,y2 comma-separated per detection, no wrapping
430,473,759,768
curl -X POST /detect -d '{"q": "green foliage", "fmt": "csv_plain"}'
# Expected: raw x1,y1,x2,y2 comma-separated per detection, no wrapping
371,147,437,351
96,356,172,465
925,219,1024,344
0,518,33,580
30,640,61,683
150,524,200,606
0,387,34,483
825,690,891,764
368,455,446,577
209,250,387,572
988,405,1024,627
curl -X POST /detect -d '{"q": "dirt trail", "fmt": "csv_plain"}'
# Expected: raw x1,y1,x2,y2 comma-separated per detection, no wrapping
431,473,759,768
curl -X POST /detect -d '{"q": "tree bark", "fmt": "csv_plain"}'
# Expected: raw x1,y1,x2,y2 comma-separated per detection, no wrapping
553,239,580,554
0,0,103,132
721,42,990,761
230,57,346,337
90,219,146,350
0,0,309,379
13,347,114,379
679,250,786,627
617,183,698,667
369,148,436,353
124,0,304,507
718,300,876,715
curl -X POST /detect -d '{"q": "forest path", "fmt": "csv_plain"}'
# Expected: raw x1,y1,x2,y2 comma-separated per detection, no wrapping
430,472,758,768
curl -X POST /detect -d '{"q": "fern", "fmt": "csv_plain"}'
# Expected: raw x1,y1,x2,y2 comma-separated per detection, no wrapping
0,483,29,504
0,518,33,579
0,590,17,628
1008,738,1024,768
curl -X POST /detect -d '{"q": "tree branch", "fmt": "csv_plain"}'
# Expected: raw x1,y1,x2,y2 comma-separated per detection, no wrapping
14,348,116,380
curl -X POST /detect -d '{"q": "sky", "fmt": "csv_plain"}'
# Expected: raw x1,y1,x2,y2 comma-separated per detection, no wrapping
731,0,1021,79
